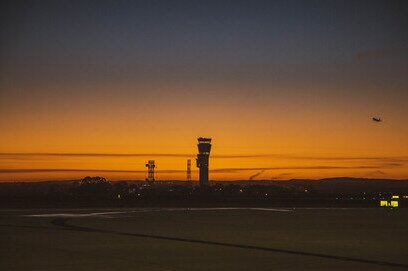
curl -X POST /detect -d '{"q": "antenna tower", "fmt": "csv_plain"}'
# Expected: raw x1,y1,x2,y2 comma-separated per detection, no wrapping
145,160,155,182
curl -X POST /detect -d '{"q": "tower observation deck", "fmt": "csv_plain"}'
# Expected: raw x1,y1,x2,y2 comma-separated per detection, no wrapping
196,137,212,186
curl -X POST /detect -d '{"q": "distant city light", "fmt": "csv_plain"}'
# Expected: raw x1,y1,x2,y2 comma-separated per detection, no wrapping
380,195,400,208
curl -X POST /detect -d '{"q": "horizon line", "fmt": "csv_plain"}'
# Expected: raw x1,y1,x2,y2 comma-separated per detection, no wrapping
0,164,397,174
1,177,408,183
1,152,407,161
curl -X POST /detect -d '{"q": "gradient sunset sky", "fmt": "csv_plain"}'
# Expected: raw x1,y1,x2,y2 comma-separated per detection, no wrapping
1,0,407,181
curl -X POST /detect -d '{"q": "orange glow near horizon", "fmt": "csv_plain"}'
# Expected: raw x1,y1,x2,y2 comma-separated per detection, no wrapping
1,83,408,181
1,152,408,182
1,0,408,182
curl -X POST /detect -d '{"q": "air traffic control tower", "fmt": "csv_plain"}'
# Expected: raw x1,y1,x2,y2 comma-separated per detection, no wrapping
196,137,212,186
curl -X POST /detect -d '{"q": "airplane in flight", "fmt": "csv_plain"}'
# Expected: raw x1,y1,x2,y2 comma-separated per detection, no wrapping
372,117,382,122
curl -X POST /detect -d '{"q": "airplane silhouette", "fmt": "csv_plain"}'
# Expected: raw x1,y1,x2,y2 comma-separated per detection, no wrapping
372,117,382,122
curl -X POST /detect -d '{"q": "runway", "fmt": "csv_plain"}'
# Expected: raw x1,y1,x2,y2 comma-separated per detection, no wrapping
2,207,407,271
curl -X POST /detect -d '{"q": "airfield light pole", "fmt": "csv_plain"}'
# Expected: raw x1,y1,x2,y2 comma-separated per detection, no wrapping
145,160,155,182
196,137,212,186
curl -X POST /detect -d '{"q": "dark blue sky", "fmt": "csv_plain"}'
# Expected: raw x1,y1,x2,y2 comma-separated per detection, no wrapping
1,0,407,86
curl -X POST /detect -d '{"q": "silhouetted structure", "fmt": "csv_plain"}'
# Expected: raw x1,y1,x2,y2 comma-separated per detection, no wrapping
80,176,108,185
196,137,212,186
145,160,155,182
187,159,191,181
1,177,408,208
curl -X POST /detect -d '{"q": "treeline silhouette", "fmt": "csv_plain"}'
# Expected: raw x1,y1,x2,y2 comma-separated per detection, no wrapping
1,176,407,208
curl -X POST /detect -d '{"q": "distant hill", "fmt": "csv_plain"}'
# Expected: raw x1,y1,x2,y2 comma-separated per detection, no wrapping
1,177,407,208
1,177,408,194
272,177,408,193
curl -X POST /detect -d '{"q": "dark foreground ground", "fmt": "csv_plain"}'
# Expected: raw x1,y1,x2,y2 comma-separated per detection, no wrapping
1,208,408,271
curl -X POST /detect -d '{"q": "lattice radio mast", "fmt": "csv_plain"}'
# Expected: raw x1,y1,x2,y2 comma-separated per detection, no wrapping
145,160,155,182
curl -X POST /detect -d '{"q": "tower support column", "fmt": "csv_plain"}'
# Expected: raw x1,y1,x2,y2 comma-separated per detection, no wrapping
196,137,212,186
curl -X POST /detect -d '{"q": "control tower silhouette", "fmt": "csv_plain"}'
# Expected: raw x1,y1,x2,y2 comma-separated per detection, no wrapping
196,137,212,186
